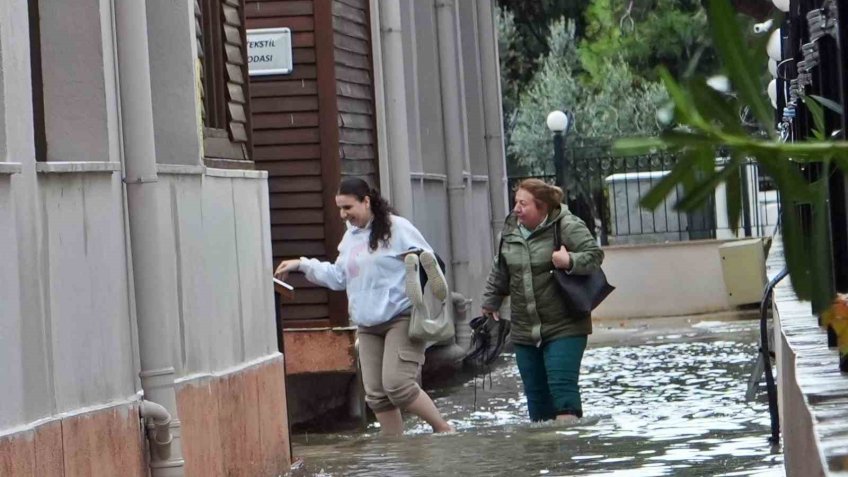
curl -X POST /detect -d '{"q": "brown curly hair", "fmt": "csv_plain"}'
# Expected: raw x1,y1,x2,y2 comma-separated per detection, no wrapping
515,178,564,213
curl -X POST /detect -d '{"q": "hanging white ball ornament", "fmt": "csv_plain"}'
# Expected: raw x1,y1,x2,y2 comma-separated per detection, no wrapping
767,29,783,61
768,79,778,109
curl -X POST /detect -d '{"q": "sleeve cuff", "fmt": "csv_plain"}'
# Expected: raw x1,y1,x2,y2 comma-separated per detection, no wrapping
482,295,505,311
298,257,311,273
564,252,576,274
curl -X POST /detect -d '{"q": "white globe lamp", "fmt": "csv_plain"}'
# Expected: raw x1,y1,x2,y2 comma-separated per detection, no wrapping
546,110,569,133
773,0,789,13
768,59,778,77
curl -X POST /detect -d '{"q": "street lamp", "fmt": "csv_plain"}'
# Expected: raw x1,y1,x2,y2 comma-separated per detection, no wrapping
546,110,571,190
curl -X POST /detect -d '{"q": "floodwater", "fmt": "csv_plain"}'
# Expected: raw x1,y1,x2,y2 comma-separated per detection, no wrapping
290,318,785,476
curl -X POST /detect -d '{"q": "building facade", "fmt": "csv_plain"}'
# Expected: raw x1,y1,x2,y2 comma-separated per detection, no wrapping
1,0,508,471
0,0,290,475
245,0,508,424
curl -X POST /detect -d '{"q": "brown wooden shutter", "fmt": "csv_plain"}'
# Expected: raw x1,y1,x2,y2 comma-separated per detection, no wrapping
332,0,378,184
197,0,254,167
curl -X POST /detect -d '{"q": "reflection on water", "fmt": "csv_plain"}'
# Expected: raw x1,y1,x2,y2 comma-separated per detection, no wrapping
291,320,784,476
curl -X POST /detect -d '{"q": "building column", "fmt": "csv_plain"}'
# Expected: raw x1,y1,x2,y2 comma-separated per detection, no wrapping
376,0,414,216
435,0,472,297
475,0,509,239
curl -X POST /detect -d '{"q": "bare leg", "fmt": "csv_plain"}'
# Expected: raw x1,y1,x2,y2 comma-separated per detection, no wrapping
374,408,404,436
404,391,454,433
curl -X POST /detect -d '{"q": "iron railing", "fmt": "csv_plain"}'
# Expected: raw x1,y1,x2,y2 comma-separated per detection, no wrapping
508,149,780,246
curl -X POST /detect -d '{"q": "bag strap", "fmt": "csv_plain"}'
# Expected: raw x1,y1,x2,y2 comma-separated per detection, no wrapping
496,214,511,268
553,217,564,250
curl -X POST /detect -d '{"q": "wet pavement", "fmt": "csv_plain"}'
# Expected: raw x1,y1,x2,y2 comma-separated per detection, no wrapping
290,317,785,476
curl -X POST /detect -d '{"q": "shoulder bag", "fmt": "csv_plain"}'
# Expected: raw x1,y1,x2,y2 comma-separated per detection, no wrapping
408,252,455,342
551,218,615,313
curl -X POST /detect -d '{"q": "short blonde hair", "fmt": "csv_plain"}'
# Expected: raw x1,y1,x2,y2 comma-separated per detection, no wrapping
515,178,564,212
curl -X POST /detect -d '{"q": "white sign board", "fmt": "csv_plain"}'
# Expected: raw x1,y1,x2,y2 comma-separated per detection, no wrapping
247,28,292,76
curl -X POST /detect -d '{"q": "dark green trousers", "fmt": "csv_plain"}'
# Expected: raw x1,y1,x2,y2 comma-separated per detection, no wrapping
514,335,588,421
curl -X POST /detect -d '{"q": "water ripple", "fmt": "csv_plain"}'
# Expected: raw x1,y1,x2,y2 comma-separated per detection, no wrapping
292,320,784,476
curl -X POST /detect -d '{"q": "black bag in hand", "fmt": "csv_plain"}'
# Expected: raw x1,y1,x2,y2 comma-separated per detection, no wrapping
551,218,615,313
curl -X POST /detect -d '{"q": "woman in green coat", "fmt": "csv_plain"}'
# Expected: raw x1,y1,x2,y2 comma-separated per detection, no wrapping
482,178,603,422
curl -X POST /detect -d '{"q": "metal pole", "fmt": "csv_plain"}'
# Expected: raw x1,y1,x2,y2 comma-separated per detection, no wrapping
553,131,564,188
741,163,753,237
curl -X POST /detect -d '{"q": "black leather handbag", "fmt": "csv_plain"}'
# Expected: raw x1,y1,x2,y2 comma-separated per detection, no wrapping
551,218,615,313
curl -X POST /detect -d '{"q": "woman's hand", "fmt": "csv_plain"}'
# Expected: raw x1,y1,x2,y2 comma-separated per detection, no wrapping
482,306,500,321
552,245,572,270
274,259,301,280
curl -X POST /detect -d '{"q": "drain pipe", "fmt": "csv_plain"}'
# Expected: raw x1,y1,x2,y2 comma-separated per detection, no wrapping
140,400,174,460
475,0,509,239
114,0,184,475
377,0,414,217
452,292,473,349
435,0,472,315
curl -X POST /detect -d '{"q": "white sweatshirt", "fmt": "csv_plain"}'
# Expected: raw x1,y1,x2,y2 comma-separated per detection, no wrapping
299,215,434,327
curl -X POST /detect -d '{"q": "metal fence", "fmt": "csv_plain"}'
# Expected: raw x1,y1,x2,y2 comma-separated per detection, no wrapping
508,148,780,246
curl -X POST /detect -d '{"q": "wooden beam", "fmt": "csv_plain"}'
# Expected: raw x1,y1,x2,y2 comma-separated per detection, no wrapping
314,0,347,327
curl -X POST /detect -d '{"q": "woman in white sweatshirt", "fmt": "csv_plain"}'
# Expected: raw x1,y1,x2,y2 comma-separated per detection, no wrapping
275,177,453,435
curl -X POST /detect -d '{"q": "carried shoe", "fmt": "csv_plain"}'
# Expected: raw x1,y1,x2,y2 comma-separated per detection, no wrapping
404,253,425,307
464,315,511,365
420,251,448,302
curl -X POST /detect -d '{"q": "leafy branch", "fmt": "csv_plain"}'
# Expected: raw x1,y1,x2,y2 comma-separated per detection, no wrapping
614,0,844,303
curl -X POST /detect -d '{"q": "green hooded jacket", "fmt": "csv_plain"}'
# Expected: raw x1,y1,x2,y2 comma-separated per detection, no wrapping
482,205,604,347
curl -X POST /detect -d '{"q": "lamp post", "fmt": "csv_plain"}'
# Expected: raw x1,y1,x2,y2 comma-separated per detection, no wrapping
547,109,601,242
546,109,571,191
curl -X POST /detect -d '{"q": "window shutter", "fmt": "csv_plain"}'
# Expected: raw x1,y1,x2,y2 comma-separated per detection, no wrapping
222,0,251,153
194,0,206,125
196,0,253,165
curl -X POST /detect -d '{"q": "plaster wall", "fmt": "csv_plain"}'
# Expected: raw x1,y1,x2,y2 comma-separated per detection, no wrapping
38,172,136,412
145,0,204,165
407,0,447,178
0,7,136,430
0,176,24,427
594,240,735,320
457,0,487,177
152,169,278,378
38,0,116,162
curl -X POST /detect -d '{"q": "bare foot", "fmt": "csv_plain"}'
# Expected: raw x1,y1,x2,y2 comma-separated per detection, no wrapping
555,414,579,423
434,423,456,433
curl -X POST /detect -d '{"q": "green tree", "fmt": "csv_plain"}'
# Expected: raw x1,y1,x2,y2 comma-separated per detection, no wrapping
497,0,715,175
497,6,522,154
496,1,593,166
496,0,590,89
614,0,842,307
580,0,717,83
508,19,667,174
